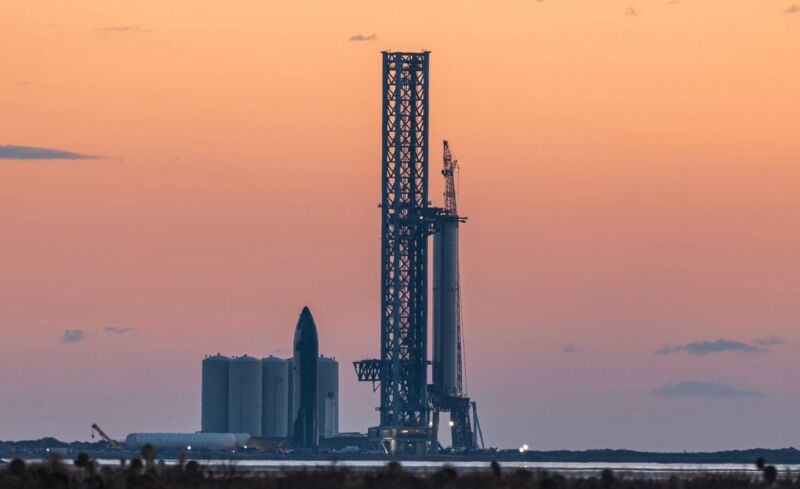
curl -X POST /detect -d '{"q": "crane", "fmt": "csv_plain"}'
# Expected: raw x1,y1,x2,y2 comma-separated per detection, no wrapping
442,140,459,216
442,140,467,396
90,423,122,450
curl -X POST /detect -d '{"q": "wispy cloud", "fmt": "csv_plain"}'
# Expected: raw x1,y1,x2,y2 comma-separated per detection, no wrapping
61,330,87,344
96,25,152,34
653,381,766,399
104,326,134,335
349,33,377,42
785,4,800,14
657,339,767,356
0,145,96,160
563,344,577,354
752,336,786,347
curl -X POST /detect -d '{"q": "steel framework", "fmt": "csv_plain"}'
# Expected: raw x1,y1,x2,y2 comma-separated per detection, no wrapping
379,50,431,430
355,52,435,452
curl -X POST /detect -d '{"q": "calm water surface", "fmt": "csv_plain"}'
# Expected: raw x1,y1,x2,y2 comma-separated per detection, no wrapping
88,459,800,476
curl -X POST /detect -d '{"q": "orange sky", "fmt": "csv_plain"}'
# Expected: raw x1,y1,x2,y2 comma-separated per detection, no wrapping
1,0,799,450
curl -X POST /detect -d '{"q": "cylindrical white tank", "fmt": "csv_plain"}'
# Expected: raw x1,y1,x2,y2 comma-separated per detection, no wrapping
228,355,262,437
261,356,289,438
125,432,237,450
201,354,230,433
433,217,460,396
317,356,339,438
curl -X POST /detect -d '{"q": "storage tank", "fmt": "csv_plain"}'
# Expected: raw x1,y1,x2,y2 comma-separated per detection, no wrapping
201,354,230,433
125,432,237,450
227,355,262,437
261,356,289,438
433,216,461,396
286,357,294,437
317,356,339,438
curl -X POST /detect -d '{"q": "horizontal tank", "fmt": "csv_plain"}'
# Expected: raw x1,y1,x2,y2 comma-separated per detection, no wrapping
261,356,289,438
228,355,263,437
201,354,230,433
230,433,252,447
317,356,339,438
125,432,237,450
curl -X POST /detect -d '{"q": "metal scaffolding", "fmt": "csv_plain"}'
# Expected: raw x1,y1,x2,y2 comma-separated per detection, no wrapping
355,51,436,454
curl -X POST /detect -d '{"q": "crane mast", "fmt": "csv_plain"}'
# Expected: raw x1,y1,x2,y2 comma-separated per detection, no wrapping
442,140,458,216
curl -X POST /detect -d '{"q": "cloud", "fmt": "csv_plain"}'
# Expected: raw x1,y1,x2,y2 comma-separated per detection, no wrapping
61,330,87,344
656,339,767,356
104,326,134,335
349,33,377,42
0,145,96,160
563,344,577,353
752,336,786,347
96,25,152,34
653,381,766,399
785,4,800,14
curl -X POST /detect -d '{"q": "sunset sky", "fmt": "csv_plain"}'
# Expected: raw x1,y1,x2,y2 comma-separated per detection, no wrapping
2,0,799,451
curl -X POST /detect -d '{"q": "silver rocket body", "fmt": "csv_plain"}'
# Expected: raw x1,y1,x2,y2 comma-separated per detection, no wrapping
433,215,461,397
292,306,319,449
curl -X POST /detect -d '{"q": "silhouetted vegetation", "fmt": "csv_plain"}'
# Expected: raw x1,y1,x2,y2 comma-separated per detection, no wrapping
3,453,800,489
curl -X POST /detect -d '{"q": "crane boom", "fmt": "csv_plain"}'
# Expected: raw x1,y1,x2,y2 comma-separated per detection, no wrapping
91,423,122,449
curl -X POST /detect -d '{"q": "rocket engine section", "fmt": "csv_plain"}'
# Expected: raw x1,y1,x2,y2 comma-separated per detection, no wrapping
433,215,461,397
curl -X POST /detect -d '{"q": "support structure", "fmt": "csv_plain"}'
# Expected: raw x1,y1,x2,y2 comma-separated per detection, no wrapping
355,51,436,454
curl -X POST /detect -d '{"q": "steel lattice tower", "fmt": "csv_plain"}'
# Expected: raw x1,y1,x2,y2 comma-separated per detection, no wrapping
355,51,436,453
381,50,430,430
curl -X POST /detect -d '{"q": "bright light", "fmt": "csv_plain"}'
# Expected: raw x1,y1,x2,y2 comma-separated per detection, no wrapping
428,422,434,428
448,420,455,427
523,444,529,451
187,446,192,451
519,447,525,453
520,444,528,453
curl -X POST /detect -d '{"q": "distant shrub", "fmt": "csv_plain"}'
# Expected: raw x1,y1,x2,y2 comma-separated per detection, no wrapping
8,459,25,477
763,465,777,486
0,460,794,489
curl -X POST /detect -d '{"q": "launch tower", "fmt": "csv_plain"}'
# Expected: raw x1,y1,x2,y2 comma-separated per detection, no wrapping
355,52,483,454
354,51,437,454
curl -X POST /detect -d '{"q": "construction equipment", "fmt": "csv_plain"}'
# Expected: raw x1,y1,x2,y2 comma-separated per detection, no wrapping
90,423,122,450
442,140,459,215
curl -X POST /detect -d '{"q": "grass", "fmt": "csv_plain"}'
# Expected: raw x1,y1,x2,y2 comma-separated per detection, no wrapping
2,451,799,489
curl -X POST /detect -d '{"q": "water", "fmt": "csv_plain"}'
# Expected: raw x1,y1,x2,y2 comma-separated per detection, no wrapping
88,459,800,476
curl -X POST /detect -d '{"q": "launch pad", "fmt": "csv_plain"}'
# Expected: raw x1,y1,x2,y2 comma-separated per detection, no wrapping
355,52,483,455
